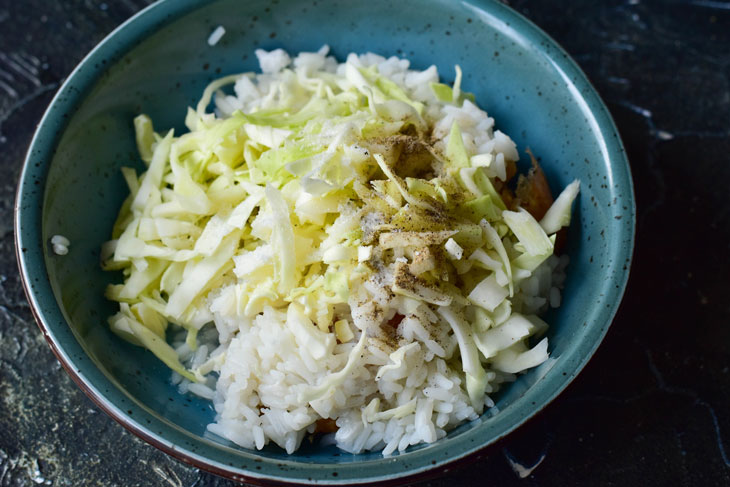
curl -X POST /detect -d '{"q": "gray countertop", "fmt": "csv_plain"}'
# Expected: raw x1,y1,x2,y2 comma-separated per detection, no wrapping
2,0,729,485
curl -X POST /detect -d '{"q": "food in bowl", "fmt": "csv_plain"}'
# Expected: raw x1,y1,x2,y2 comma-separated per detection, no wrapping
101,46,579,456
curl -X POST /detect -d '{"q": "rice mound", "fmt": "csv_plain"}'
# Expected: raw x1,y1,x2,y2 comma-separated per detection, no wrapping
106,46,575,456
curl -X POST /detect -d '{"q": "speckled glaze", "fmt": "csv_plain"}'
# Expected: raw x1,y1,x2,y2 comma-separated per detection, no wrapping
15,0,634,484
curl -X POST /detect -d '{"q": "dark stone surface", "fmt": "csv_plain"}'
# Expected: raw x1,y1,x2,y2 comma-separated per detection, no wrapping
2,0,729,485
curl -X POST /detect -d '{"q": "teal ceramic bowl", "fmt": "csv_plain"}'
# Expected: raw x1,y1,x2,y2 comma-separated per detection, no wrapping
15,0,635,484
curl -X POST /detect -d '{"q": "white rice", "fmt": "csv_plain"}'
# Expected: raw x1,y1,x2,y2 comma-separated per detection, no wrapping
174,48,570,456
207,26,226,46
51,234,70,255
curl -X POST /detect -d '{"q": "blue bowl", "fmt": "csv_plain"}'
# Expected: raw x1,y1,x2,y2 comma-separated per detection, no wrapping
15,0,635,484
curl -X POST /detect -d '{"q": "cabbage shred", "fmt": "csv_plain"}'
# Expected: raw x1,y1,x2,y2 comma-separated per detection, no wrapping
103,48,579,417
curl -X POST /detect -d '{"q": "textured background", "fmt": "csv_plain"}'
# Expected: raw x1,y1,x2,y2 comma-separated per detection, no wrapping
2,0,729,485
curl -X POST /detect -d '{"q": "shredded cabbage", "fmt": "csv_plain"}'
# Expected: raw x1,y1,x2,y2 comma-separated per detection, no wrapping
102,48,578,436
540,179,581,234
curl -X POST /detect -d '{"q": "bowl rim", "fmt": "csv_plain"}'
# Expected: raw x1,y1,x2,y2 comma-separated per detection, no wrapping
14,0,636,484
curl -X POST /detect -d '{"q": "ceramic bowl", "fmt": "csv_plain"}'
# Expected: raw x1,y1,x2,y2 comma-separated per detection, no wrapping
15,0,635,484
